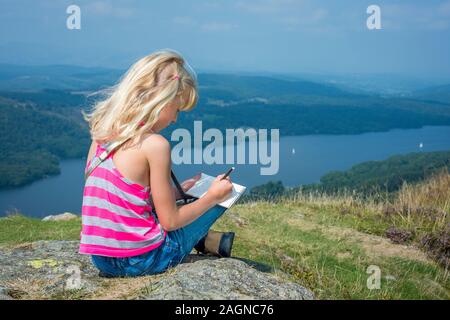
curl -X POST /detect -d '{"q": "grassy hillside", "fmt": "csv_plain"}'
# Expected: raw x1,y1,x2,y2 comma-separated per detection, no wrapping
1,170,448,299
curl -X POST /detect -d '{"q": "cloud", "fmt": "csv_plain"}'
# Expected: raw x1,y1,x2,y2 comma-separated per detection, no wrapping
280,8,327,28
427,19,449,30
235,0,303,14
438,0,450,16
234,0,332,32
172,16,197,26
172,16,237,32
84,1,134,19
201,22,238,32
383,2,450,31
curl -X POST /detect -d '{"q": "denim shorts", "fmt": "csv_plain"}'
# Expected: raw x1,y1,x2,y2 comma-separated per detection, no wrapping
91,204,227,277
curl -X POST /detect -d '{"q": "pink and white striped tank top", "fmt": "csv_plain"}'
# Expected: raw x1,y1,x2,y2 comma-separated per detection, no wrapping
79,143,166,257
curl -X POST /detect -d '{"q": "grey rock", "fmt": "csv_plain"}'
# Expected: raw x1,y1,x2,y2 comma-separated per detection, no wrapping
0,286,13,300
294,212,305,219
42,212,78,221
0,241,100,299
0,240,314,300
138,257,314,300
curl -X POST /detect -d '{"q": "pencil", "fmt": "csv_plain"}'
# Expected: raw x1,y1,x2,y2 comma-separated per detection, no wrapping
221,167,235,180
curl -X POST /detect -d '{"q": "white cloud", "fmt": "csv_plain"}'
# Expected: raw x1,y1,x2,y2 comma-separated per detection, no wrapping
383,2,450,31
172,16,197,26
201,22,238,32
427,19,449,31
281,8,327,27
172,16,237,32
438,0,450,16
235,0,303,14
84,1,134,19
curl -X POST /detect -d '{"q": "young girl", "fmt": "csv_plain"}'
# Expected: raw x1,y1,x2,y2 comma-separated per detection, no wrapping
80,49,234,277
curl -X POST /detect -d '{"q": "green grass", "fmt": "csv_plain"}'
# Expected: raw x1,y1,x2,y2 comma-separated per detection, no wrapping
213,201,450,299
0,199,448,300
0,214,81,245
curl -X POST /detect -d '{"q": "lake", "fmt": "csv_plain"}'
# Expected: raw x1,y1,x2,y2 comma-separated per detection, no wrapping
1,125,449,218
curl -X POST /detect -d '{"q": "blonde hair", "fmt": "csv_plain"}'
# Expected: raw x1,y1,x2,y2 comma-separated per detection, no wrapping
82,49,198,147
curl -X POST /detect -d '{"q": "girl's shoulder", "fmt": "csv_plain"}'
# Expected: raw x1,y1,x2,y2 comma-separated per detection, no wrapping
142,133,170,149
141,133,171,162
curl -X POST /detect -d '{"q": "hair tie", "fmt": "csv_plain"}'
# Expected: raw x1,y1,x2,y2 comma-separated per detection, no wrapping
172,74,180,80
139,121,145,127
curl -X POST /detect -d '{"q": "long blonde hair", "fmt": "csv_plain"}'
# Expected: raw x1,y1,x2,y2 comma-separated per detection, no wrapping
82,49,198,147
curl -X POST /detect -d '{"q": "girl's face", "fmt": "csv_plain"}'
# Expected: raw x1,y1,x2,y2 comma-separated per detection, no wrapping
151,91,187,133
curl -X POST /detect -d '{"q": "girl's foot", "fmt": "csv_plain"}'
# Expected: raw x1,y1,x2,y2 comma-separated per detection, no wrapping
194,230,235,258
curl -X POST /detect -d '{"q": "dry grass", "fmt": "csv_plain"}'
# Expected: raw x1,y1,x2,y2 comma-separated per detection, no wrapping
214,200,450,299
385,167,449,233
279,169,450,268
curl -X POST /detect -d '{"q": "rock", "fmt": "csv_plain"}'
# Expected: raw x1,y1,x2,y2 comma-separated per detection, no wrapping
294,212,305,219
0,241,100,299
138,258,314,300
0,240,314,300
227,212,248,227
0,286,13,300
42,212,78,222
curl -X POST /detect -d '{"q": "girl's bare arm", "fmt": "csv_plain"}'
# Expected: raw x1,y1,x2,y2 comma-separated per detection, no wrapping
143,134,231,231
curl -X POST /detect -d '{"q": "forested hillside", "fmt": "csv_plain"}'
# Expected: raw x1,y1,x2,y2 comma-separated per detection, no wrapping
247,150,450,200
1,66,450,188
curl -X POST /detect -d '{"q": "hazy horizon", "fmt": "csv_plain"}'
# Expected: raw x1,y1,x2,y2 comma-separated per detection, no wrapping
1,62,450,84
1,0,450,79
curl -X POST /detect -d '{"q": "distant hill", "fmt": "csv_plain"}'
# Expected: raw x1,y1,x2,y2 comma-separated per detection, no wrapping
197,73,353,99
1,64,450,188
300,150,450,196
0,64,123,91
0,90,90,189
172,74,450,136
411,84,450,105
247,150,450,200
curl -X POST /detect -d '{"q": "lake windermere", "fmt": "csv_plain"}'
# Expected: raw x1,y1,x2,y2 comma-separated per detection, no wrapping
1,125,449,218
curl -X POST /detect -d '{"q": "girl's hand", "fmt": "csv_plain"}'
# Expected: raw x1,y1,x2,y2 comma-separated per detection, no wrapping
181,173,201,192
174,173,201,199
205,174,233,204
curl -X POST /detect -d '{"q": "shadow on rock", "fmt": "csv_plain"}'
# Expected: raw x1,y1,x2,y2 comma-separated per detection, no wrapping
181,254,274,273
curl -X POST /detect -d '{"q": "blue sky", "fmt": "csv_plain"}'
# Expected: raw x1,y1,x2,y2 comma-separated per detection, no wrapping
0,0,449,77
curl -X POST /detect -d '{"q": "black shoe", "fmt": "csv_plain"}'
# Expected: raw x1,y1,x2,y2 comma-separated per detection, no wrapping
194,231,235,258
218,231,235,258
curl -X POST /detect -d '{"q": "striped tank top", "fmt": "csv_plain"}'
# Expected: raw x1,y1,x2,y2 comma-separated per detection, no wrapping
79,143,167,257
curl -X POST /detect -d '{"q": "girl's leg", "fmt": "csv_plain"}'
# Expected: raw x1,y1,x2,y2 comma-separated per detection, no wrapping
168,205,227,260
91,255,127,277
135,205,228,275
